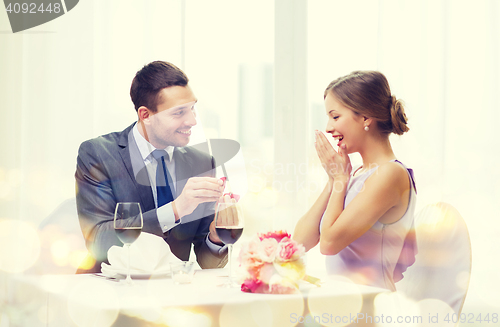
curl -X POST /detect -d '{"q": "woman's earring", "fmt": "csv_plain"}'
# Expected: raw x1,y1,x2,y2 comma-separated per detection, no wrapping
364,126,370,131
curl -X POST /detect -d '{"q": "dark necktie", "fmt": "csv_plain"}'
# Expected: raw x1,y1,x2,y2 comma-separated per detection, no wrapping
152,150,174,207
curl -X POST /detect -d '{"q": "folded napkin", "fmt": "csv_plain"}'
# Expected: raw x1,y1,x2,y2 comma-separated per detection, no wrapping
102,232,181,276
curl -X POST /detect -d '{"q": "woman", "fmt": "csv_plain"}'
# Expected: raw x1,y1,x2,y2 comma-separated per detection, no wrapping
293,71,417,291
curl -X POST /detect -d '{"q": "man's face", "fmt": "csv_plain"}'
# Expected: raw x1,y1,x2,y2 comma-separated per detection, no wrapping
146,85,198,148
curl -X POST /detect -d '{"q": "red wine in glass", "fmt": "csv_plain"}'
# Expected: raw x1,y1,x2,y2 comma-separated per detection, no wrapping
215,226,243,245
215,196,244,288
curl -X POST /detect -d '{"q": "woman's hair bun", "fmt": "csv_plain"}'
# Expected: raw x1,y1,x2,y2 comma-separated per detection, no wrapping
390,95,409,135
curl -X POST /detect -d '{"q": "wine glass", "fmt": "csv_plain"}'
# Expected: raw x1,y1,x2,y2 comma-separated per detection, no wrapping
114,202,143,285
215,195,244,287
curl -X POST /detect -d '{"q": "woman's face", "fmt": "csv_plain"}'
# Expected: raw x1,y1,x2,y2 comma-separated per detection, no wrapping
324,92,365,153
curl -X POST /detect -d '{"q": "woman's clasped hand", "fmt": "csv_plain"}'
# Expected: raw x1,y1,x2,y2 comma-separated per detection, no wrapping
314,130,351,181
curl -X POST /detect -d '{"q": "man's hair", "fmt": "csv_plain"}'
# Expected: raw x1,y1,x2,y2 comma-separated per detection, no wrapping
130,61,189,112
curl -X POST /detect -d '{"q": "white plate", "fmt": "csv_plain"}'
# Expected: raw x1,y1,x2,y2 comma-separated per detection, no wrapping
101,263,171,279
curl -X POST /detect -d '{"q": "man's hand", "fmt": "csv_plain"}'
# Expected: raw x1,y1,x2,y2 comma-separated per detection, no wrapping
173,177,224,220
208,194,239,245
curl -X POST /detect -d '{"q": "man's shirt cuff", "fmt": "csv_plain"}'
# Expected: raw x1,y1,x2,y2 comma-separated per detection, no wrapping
206,234,227,255
157,203,180,233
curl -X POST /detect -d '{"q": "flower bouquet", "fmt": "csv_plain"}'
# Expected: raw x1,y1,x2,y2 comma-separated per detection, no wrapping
239,230,309,294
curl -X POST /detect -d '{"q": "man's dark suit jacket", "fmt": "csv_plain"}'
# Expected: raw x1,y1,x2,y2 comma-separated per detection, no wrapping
75,123,227,273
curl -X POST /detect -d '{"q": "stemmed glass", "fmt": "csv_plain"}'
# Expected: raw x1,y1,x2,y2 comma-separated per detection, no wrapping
215,194,244,288
114,202,143,285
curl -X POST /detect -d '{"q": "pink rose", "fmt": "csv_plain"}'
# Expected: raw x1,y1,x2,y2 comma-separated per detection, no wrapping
258,262,278,284
276,238,305,262
241,278,266,293
239,237,265,276
256,238,278,263
259,230,291,243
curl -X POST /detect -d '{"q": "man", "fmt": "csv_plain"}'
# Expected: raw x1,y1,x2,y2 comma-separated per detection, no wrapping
75,61,229,273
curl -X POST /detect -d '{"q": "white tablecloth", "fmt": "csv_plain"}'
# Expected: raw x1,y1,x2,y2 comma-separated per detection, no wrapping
3,269,387,327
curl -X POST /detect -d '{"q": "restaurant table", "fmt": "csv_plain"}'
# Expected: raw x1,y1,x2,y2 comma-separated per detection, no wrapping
2,268,389,327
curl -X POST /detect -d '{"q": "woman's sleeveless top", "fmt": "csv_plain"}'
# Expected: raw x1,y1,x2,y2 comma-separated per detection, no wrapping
323,160,417,291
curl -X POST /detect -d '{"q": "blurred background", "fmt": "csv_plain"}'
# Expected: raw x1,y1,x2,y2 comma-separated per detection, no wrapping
1,0,499,325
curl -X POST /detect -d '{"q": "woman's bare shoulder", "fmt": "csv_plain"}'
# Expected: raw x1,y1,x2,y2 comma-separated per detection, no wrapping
366,161,410,191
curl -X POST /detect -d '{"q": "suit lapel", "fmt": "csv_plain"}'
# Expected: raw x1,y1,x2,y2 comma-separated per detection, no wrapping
118,124,155,211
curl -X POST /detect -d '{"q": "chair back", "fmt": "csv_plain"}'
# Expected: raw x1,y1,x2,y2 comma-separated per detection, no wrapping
396,202,471,315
